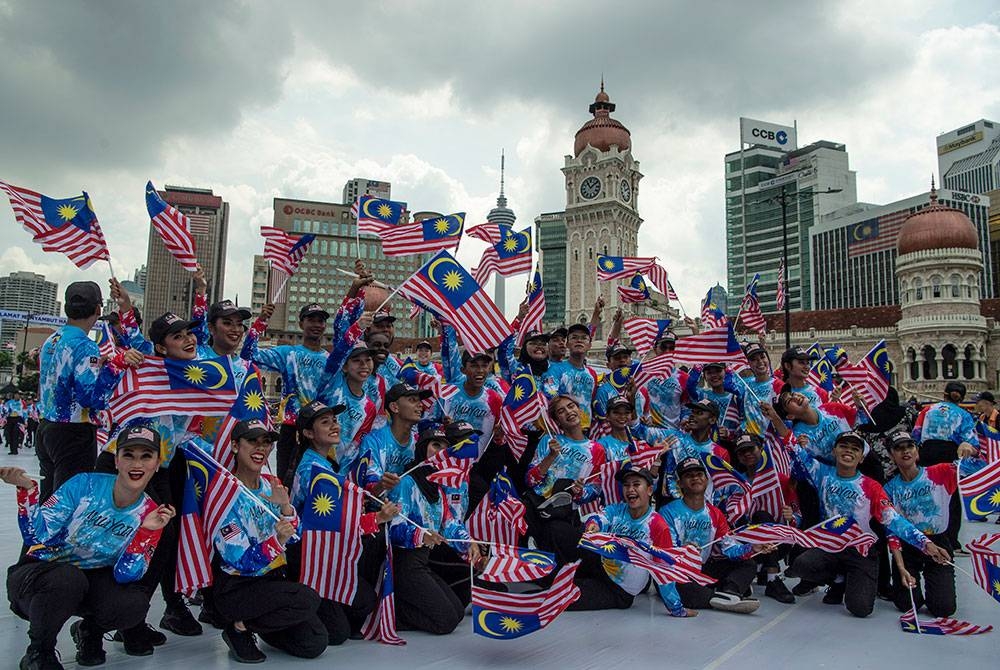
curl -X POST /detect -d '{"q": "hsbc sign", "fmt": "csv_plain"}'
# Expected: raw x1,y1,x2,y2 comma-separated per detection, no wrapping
740,117,797,151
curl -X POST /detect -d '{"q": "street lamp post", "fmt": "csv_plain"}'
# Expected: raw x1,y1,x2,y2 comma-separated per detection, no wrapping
17,312,33,385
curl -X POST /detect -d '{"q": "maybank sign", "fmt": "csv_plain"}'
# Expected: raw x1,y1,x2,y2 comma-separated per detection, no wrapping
740,117,797,151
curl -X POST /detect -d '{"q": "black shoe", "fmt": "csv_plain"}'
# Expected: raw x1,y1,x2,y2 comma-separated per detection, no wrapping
764,578,795,604
756,570,768,587
70,620,106,667
160,604,203,636
19,647,63,670
198,606,225,630
222,625,266,664
823,581,846,605
792,579,819,596
112,623,165,656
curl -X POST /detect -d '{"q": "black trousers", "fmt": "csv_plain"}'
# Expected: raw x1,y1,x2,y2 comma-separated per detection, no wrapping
786,547,879,617
25,418,37,446
569,546,636,611
214,568,327,659
35,420,97,502
522,504,582,567
891,533,956,618
5,417,23,454
469,439,515,514
392,547,466,635
276,424,298,487
676,557,757,609
7,558,150,651
919,440,962,548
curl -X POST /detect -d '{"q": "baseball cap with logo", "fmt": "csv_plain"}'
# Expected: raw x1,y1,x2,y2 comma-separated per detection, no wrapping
675,457,707,476
685,398,720,417
299,303,330,320
296,400,347,431
445,421,483,442
373,310,396,324
116,424,161,455
149,312,199,345
232,419,280,443
385,383,433,404
208,300,252,323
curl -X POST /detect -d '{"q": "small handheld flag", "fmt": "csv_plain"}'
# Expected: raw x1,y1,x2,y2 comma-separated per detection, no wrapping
146,181,198,271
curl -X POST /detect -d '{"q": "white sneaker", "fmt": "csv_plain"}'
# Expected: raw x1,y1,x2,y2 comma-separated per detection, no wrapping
709,591,760,614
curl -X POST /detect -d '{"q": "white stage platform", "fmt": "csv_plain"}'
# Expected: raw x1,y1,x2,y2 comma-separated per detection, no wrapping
0,449,996,669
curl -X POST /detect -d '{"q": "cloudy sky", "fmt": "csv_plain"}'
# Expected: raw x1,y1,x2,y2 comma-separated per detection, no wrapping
1,0,998,316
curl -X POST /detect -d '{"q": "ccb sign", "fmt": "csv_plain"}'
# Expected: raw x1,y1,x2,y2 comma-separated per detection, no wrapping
740,117,797,151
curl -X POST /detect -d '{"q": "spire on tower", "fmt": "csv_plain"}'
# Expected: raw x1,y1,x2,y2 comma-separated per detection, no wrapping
487,149,515,227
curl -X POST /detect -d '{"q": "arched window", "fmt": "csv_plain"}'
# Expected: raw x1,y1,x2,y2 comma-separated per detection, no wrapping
921,345,937,380
951,274,961,298
915,278,923,300
932,276,942,299
907,347,918,381
941,344,958,379
963,344,975,379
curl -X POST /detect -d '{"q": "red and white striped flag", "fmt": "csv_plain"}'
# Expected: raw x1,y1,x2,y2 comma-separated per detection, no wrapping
673,324,749,368
579,532,715,586
175,476,213,596
472,227,532,285
802,516,877,556
595,255,657,281
380,214,464,257
465,222,505,244
0,181,110,269
899,611,993,635
361,539,406,645
95,320,117,359
425,453,473,489
471,561,581,639
515,267,546,348
633,352,676,388
261,226,316,275
623,317,673,356
478,546,557,583
578,459,624,517
467,469,527,546
730,523,809,547
775,259,786,311
146,181,198,271
967,532,1000,604
835,340,891,408
738,273,767,335
645,262,670,297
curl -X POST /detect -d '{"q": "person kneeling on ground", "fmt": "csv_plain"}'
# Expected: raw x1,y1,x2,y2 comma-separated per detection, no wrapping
4,425,173,670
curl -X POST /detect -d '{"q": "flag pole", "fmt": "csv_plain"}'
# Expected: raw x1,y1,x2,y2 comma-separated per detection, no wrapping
907,586,922,634
107,259,117,281
334,267,392,290
374,265,422,313
354,199,362,260
270,274,290,305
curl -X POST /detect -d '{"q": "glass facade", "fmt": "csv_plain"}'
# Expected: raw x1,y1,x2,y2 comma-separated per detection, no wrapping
536,213,567,329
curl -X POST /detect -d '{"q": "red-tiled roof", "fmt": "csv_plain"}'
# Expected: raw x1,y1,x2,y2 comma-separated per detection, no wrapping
762,305,901,331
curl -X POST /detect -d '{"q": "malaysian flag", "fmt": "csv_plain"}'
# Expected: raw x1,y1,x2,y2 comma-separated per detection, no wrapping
626,434,665,470
175,444,242,595
748,441,784,520
617,272,650,304
473,227,532,285
145,181,197,271
666,279,679,302
381,213,464,257
212,366,272,470
299,464,366,605
802,516,877,556
424,445,475,489
516,267,546,347
806,346,836,392
500,373,546,459
578,459,624,517
623,317,673,355
467,468,527,546
645,262,670,296
578,532,714,586
835,340,891,408
595,254,657,281
353,195,406,236
397,357,445,411
260,226,316,275
95,320,117,359
775,259,786,311
847,209,911,258
899,611,993,635
959,458,1000,520
0,181,110,269
968,532,1000,604
108,356,239,427
977,422,1000,463
703,453,751,522
361,539,406,645
471,561,580,640
673,323,749,368
466,222,507,244
397,250,510,354
738,273,767,335
731,523,810,547
478,546,556,583
633,352,675,387
700,287,728,329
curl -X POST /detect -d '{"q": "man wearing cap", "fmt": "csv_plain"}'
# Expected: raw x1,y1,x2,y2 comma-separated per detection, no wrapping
37,281,143,500
733,341,779,434
358,383,430,494
883,429,957,618
641,331,690,432
592,343,648,432
548,322,600,433
685,362,742,436
654,398,730,506
316,343,379,470
596,395,641,463
778,347,829,407
912,381,978,552
731,432,799,603
573,467,681,612
547,326,568,363
783,430,949,617
659,457,774,615
414,340,443,379
3,425,174,668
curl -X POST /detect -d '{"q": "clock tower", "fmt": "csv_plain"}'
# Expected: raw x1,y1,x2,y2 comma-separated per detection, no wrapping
561,82,643,338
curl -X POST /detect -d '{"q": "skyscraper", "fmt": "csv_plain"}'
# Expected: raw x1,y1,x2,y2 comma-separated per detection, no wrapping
342,178,391,206
0,271,60,349
143,186,228,324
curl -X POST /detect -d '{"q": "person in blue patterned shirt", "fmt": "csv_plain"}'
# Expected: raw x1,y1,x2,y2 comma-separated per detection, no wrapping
3,425,173,669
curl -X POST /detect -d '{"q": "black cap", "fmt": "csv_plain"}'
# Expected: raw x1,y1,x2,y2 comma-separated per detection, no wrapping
386,383,433,404
461,349,493,366
65,281,102,310
743,342,768,359
888,429,916,449
208,300,252,323
606,344,633,359
373,310,396,324
345,342,373,360
781,347,815,364
445,420,483,443
416,340,433,350
416,426,448,448
522,329,550,344
834,430,867,450
976,391,996,403
567,323,591,337
549,326,569,339
149,312,199,345
296,400,346,431
299,303,330,320
656,331,678,344
675,457,707,476
685,398,720,417
615,466,655,485
232,419,280,443
606,394,633,412
944,381,967,398
116,424,161,454
703,361,726,371
734,433,763,452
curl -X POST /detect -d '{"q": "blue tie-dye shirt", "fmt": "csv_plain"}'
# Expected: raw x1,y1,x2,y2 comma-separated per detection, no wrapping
39,325,124,424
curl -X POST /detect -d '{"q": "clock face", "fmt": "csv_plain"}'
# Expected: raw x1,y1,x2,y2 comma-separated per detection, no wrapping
579,176,601,200
620,179,632,202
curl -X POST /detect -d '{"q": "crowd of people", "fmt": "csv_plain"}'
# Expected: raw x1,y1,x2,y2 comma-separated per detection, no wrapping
0,261,993,669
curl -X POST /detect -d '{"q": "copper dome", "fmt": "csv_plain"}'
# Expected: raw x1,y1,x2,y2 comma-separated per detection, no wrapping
573,85,631,157
896,190,979,255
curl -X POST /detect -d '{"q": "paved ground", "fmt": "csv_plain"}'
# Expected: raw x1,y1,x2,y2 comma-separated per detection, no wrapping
0,447,996,669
